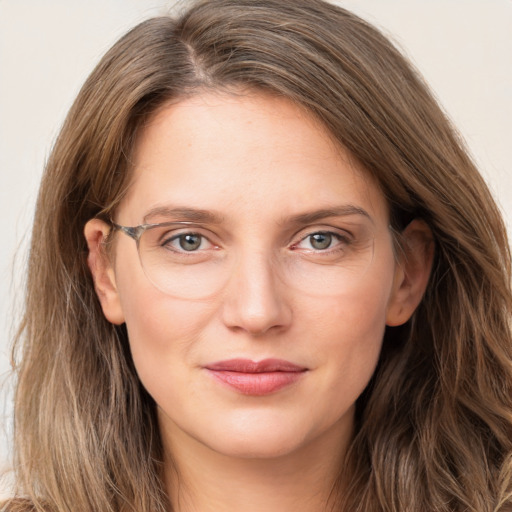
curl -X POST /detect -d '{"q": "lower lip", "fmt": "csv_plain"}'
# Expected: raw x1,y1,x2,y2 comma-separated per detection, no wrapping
207,370,305,395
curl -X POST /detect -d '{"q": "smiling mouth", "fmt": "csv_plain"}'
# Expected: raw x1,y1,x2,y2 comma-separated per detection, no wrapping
204,358,308,395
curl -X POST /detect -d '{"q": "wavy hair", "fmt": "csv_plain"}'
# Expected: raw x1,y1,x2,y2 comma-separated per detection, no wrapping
4,0,512,510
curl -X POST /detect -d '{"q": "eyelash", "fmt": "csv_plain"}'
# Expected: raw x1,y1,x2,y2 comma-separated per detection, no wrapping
292,231,351,253
161,232,215,253
159,229,352,254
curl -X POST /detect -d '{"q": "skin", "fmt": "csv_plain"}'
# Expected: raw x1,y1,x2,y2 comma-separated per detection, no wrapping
86,91,433,511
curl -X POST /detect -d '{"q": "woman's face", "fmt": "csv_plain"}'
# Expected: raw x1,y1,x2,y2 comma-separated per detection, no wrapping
88,91,414,460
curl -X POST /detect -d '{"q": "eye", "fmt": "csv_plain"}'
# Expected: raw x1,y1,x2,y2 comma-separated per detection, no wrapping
308,232,333,250
294,231,349,251
164,232,212,252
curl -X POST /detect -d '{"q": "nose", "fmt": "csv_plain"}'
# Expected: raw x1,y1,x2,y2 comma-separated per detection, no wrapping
221,251,292,336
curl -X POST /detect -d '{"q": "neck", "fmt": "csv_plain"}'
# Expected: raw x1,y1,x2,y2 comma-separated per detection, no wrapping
160,416,352,512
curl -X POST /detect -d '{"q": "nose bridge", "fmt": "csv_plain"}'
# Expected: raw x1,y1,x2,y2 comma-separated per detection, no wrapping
221,244,291,335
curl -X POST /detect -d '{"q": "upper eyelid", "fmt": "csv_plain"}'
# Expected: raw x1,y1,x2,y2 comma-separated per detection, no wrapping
121,221,359,245
292,231,348,248
165,232,213,249
292,226,353,242
156,228,218,250
146,222,215,237
156,227,211,239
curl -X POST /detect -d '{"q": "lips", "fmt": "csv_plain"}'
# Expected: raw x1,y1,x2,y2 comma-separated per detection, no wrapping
205,358,307,395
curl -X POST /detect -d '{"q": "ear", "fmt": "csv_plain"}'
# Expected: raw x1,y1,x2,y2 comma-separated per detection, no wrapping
386,219,434,326
84,219,125,325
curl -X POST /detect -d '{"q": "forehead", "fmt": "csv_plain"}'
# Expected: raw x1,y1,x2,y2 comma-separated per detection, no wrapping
119,91,387,227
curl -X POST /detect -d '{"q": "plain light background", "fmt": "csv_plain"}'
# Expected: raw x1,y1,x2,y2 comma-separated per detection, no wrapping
1,0,511,484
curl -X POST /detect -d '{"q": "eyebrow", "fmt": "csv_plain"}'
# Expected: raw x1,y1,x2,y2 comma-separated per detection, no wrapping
284,206,373,226
142,204,372,226
143,206,224,224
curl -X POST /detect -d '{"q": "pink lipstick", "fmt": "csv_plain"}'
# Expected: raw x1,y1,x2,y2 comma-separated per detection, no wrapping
205,358,307,395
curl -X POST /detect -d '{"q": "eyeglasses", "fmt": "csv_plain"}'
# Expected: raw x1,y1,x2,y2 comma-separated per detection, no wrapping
110,220,376,300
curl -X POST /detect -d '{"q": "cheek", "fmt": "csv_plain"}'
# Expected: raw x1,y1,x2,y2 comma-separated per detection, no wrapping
308,258,395,341
316,291,388,370
113,251,216,390
307,261,396,391
121,292,221,413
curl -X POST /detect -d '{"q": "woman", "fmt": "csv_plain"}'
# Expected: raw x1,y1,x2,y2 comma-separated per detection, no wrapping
4,0,512,510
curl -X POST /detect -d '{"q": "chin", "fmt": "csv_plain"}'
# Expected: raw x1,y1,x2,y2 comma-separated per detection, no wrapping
205,426,309,460
195,404,337,460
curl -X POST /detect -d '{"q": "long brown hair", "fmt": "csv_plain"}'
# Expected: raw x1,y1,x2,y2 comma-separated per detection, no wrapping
5,1,512,510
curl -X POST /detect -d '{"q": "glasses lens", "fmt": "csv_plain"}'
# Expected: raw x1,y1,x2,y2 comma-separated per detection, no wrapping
137,223,377,300
278,231,375,297
138,224,227,300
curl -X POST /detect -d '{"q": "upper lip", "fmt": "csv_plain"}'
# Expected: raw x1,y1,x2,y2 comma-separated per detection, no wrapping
205,358,307,373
